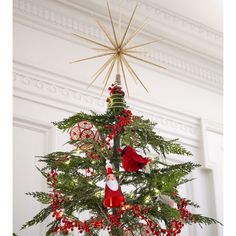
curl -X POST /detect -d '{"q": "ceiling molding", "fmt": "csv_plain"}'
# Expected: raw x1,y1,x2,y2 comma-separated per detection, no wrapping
133,0,222,36
56,0,222,58
13,0,223,94
13,60,202,146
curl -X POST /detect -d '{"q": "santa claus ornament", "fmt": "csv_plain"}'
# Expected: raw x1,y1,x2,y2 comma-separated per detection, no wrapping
121,146,150,172
69,121,101,150
104,160,125,208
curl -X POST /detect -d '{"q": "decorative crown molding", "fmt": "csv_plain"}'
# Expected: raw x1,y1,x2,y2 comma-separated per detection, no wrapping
68,0,223,44
56,0,223,57
13,61,201,147
129,0,222,41
13,0,223,94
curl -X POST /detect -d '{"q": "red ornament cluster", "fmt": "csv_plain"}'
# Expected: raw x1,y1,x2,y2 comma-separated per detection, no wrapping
157,199,192,236
159,220,184,236
105,108,133,149
108,84,125,96
47,170,64,224
178,198,192,222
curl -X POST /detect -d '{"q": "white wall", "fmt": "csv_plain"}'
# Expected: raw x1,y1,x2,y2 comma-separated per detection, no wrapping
13,0,223,235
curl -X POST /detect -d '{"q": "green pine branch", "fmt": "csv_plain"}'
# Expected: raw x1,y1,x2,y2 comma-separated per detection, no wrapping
21,205,52,230
191,214,223,226
122,117,192,157
26,192,51,204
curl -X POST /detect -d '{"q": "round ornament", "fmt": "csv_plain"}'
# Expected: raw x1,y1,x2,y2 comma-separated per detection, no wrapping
69,121,101,150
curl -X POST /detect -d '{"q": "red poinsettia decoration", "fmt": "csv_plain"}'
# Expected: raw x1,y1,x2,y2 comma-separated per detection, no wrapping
121,146,150,172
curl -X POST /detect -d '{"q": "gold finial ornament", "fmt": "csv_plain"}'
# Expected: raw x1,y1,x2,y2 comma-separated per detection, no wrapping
71,2,166,95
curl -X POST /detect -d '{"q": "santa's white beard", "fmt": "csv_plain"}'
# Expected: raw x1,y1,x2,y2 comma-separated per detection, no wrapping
106,179,119,191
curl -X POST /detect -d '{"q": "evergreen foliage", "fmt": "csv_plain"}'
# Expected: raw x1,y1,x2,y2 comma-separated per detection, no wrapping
21,84,220,235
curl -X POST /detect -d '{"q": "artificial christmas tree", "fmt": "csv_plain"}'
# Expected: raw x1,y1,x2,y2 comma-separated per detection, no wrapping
20,3,220,235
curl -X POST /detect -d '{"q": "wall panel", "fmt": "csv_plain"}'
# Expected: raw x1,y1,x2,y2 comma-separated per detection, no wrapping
13,118,52,235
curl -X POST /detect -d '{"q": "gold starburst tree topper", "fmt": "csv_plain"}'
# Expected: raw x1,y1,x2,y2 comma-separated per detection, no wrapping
71,2,166,95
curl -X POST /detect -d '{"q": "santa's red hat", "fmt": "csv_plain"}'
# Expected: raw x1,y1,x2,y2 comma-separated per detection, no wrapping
106,165,113,174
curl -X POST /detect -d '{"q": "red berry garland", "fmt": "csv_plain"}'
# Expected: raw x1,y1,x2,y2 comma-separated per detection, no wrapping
47,170,190,236
178,199,192,222
104,108,133,150
47,169,107,235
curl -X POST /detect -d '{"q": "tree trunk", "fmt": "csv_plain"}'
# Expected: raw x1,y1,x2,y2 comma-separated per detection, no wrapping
110,134,123,236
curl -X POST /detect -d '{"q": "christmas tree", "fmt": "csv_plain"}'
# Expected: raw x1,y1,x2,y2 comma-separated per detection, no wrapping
21,75,219,235
20,3,220,235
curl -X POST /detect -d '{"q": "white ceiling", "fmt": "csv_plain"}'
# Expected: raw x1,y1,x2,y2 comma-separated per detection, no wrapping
147,0,223,32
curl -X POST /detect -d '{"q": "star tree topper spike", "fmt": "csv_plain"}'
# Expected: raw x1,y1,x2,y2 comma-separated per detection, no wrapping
70,1,166,96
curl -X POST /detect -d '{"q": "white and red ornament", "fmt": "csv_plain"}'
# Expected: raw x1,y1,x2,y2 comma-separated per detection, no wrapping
69,121,101,150
85,167,94,177
158,194,177,208
103,160,125,208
